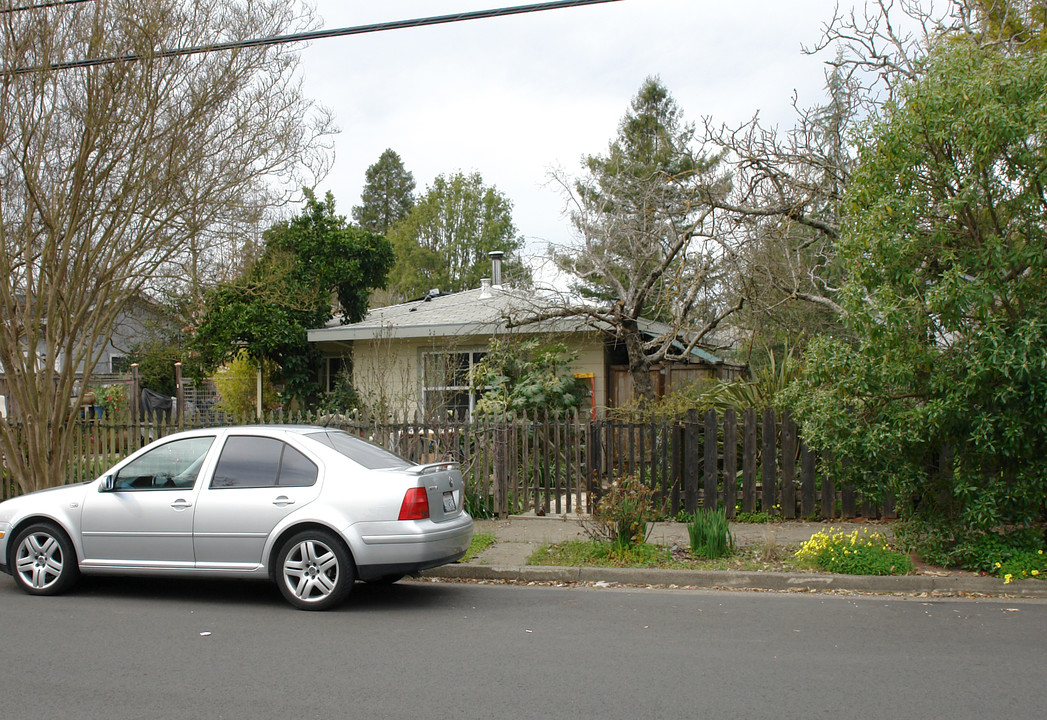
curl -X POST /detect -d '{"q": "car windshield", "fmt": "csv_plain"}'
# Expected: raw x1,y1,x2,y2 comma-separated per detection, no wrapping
306,430,414,470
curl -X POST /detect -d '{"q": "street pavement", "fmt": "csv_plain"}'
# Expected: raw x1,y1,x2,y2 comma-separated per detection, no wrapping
423,515,1047,598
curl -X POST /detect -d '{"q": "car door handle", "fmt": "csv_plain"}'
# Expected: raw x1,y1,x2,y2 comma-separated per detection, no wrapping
273,496,295,507
170,499,193,510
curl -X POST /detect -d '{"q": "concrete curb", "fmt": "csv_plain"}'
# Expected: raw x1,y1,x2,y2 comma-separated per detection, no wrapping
422,563,1047,598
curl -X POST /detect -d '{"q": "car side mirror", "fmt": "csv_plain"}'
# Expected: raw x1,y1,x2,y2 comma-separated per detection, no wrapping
101,475,116,492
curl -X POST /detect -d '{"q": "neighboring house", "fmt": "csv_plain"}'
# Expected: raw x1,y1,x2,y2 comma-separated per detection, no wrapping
308,255,743,420
0,295,177,418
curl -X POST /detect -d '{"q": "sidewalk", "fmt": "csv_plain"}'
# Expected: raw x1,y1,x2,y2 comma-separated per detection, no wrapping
422,515,1047,598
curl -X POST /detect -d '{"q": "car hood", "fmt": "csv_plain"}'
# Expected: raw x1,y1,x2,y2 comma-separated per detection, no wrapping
0,481,92,521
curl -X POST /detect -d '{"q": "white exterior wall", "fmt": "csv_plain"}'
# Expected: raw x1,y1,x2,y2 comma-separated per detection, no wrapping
348,332,607,419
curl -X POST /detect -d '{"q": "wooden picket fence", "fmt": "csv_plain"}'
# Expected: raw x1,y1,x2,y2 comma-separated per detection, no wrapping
0,408,894,521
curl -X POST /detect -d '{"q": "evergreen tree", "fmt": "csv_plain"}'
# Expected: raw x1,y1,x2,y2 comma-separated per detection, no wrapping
352,149,416,235
550,77,734,401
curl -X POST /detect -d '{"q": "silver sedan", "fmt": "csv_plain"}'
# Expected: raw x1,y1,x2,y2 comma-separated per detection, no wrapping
0,426,473,610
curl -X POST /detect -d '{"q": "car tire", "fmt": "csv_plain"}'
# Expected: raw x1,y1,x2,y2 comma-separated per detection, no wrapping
11,522,80,596
275,530,354,611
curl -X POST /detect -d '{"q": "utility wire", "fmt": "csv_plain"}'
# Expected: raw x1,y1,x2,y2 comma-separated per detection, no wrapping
1,0,95,14
3,0,623,75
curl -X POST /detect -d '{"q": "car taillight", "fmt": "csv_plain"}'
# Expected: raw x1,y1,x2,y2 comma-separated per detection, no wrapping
398,487,430,521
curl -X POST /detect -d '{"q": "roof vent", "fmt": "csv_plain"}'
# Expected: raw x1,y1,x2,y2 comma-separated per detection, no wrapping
479,278,492,299
423,288,440,302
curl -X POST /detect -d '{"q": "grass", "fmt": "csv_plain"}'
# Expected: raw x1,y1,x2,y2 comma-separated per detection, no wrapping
527,538,809,572
462,531,496,562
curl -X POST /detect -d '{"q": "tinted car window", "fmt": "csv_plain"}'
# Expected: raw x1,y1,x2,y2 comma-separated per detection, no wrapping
279,444,318,487
211,436,318,489
306,430,413,470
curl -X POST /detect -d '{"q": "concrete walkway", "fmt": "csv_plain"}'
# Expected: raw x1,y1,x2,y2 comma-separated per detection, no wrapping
421,515,1047,598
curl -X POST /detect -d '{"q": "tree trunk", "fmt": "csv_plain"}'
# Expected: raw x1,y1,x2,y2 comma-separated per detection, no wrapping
622,322,656,403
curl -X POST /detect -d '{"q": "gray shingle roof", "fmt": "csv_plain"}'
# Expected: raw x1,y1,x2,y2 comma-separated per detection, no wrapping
307,286,584,342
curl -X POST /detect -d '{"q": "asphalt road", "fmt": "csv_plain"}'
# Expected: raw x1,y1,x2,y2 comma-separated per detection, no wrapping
0,575,1044,720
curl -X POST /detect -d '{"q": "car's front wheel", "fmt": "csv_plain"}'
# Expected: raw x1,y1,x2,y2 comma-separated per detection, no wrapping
276,530,354,611
11,523,80,596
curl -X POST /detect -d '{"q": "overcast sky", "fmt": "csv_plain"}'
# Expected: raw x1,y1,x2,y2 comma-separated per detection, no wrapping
296,0,841,262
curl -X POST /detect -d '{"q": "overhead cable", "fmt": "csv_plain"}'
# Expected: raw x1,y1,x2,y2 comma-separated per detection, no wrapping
1,0,95,15
3,0,624,75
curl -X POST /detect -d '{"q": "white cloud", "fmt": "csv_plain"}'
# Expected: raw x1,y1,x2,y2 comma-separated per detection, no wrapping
297,0,839,254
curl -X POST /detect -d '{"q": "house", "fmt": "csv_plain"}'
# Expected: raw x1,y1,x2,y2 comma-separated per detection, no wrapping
0,294,177,418
307,253,742,419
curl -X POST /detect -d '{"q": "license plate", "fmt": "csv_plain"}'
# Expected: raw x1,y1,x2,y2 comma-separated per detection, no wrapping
442,491,456,512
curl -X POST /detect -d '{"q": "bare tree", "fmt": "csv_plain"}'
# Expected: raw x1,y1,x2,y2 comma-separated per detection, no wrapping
538,78,740,402
698,0,989,350
0,0,332,493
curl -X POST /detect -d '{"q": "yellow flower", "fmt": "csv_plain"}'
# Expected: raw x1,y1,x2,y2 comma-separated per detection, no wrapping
1032,570,1040,576
994,562,1002,569
1004,573,1013,584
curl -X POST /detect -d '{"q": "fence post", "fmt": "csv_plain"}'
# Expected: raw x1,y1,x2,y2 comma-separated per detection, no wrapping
781,410,796,519
494,420,509,518
683,409,699,513
800,443,816,518
589,418,602,510
130,364,140,450
174,362,184,429
742,409,757,513
722,408,737,519
703,408,718,511
761,407,777,513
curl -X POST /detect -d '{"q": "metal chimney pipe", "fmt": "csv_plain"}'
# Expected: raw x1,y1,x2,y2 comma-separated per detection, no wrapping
489,250,504,287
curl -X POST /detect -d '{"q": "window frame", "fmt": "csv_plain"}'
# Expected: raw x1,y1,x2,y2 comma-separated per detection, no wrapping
420,348,487,420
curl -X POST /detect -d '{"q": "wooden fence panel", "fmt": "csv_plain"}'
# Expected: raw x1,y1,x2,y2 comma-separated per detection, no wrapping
0,410,895,521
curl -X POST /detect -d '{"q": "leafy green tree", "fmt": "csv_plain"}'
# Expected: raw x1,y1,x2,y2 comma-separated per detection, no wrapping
787,39,1047,534
471,338,587,416
386,171,527,298
548,77,736,401
351,149,416,235
970,0,1047,52
191,190,394,404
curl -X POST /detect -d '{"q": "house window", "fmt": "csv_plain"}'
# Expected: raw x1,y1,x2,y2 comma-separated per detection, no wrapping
110,356,130,374
421,350,486,420
326,356,350,391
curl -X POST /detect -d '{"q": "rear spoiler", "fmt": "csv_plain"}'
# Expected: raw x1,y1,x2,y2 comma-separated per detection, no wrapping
407,461,460,476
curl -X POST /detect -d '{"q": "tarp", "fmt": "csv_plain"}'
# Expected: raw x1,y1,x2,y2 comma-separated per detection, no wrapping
140,388,173,422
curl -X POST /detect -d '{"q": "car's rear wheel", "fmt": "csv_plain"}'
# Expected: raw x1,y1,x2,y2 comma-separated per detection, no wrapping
11,523,80,596
276,530,354,611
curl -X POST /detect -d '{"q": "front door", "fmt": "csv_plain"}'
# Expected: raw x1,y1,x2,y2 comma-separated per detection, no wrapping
80,435,216,568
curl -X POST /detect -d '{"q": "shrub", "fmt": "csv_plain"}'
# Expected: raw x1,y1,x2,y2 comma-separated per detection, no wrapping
735,510,779,524
94,383,129,419
994,550,1045,584
795,527,913,576
583,474,662,549
688,509,734,559
898,521,1044,574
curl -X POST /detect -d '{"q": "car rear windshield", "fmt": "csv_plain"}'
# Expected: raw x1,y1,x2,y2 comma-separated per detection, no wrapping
306,430,414,470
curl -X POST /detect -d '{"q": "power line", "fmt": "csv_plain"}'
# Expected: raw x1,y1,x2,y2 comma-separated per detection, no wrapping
0,0,95,15
3,0,624,75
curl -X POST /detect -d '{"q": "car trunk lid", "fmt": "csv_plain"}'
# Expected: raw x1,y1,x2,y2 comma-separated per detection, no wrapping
406,462,465,522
